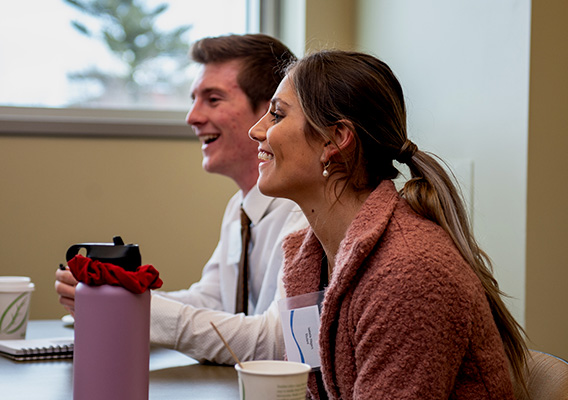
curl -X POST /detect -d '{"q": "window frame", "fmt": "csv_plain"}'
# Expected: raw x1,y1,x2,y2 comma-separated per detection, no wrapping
0,106,190,139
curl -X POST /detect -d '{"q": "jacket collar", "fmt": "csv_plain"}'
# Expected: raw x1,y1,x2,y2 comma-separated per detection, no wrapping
331,180,399,293
282,180,400,298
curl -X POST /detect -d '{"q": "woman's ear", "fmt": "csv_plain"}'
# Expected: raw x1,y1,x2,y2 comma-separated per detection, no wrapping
321,120,356,162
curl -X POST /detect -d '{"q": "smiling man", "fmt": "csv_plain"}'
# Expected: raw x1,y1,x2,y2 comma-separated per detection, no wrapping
187,58,262,194
55,34,307,364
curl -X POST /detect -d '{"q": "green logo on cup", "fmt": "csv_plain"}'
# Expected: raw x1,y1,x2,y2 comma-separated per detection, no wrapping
0,292,30,335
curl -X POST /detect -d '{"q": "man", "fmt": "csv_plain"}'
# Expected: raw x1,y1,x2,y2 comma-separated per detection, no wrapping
55,34,306,364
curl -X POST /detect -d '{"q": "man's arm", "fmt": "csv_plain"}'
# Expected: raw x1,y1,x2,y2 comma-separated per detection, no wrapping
150,275,286,364
149,198,307,364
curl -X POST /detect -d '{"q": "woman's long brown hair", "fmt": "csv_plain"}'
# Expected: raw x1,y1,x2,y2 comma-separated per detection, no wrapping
288,50,528,392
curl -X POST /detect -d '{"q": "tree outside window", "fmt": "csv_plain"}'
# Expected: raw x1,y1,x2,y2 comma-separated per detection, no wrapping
0,0,247,111
63,0,192,109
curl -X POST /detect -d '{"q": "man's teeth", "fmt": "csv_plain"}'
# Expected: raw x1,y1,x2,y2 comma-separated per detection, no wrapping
258,151,273,161
201,134,219,144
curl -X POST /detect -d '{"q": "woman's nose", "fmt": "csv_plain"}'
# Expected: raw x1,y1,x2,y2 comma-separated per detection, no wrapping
249,114,267,142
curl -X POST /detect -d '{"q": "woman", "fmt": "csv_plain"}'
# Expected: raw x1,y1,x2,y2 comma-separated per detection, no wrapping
249,50,527,399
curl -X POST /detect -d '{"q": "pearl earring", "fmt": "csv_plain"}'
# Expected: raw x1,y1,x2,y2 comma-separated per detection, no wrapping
322,161,331,178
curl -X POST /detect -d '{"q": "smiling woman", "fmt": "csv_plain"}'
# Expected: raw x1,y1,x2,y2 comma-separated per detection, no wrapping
0,0,249,137
249,76,325,203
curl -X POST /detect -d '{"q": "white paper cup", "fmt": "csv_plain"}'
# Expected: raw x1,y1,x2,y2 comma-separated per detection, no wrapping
235,360,311,400
0,277,35,339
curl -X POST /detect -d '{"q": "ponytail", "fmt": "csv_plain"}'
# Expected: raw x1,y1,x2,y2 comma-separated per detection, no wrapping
401,149,528,393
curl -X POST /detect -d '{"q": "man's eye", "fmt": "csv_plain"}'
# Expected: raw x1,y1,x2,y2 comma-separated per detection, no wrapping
208,97,221,105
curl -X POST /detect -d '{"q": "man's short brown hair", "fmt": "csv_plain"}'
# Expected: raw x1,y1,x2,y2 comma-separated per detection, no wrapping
190,34,296,112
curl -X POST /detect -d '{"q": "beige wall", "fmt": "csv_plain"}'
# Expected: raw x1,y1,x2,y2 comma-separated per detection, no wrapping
0,135,237,319
304,0,356,51
526,0,568,359
279,0,356,57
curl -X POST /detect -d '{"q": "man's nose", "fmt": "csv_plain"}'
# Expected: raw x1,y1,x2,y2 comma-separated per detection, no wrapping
186,103,206,126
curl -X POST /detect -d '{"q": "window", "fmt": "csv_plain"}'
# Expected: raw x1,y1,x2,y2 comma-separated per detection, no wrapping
0,0,253,137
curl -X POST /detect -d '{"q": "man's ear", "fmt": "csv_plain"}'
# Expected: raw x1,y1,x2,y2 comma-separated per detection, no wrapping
321,120,356,162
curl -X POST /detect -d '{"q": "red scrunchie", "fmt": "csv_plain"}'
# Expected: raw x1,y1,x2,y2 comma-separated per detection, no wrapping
68,254,163,294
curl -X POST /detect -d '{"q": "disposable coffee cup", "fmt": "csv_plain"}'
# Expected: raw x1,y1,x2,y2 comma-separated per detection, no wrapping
235,360,311,400
0,277,35,340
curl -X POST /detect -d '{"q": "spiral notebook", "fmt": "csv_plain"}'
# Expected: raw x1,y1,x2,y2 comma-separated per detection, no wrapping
0,337,74,361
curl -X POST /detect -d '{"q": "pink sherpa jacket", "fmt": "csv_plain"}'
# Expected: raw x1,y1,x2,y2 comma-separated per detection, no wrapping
282,180,514,399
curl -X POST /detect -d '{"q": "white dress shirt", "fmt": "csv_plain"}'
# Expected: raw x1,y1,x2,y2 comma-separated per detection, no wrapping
150,185,307,364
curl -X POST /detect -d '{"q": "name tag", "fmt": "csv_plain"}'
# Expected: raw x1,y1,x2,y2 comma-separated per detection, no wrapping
278,291,324,370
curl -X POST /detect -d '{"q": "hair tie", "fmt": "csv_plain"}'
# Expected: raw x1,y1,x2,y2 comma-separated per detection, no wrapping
396,140,417,164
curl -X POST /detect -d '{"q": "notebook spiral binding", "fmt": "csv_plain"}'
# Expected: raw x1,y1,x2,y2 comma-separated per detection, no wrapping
0,339,74,362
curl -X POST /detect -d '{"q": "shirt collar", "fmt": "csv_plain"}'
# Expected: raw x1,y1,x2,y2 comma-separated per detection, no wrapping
241,185,276,226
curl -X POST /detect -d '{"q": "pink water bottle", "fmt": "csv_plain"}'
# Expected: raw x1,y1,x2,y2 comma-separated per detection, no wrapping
67,236,160,400
73,284,151,400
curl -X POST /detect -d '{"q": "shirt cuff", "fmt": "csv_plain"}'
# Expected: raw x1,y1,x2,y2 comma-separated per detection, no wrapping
150,293,183,348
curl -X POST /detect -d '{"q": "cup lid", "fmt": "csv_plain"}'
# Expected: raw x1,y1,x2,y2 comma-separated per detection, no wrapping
0,276,35,291
235,360,312,376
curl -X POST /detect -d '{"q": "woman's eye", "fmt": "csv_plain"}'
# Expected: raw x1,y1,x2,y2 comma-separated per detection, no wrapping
270,111,283,123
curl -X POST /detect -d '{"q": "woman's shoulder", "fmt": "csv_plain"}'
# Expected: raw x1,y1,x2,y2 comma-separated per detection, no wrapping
354,197,484,305
390,196,465,266
346,214,487,346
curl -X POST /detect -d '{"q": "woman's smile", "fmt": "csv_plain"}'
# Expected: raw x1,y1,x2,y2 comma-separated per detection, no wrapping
257,149,274,162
